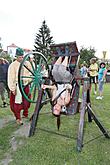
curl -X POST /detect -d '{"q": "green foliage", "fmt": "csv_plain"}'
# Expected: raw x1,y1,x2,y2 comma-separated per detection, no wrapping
0,51,12,63
34,20,54,62
0,41,3,53
79,46,98,67
0,48,3,53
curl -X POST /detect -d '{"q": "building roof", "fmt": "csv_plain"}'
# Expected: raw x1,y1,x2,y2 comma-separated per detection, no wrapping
24,48,31,52
7,43,18,48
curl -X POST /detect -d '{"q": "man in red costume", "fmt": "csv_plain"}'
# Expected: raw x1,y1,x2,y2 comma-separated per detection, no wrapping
8,48,30,125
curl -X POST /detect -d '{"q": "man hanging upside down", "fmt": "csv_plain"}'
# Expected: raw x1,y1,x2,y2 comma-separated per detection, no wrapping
42,56,72,116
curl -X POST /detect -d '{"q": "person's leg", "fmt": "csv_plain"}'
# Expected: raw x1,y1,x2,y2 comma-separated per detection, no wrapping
22,86,31,117
10,92,23,124
5,83,10,98
22,109,28,118
0,82,7,107
61,56,69,67
14,109,22,120
1,93,7,107
55,57,62,65
96,81,103,99
52,57,63,82
1,92,5,101
22,101,29,118
14,107,23,124
99,81,103,97
94,76,97,94
94,83,97,94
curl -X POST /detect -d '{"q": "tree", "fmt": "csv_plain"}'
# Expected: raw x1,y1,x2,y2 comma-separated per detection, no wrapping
0,51,12,63
34,20,54,62
79,46,98,67
0,37,3,53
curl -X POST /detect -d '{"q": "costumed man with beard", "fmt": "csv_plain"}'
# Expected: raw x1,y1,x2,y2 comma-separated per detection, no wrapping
8,48,31,125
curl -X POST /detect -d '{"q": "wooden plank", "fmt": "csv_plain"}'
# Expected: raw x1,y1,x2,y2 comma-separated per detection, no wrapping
87,104,110,138
50,41,79,57
29,89,43,137
77,81,88,151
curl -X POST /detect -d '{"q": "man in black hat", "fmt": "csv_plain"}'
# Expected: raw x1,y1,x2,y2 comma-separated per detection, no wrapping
8,48,31,125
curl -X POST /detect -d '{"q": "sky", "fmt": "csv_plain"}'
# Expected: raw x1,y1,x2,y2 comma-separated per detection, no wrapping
0,0,110,58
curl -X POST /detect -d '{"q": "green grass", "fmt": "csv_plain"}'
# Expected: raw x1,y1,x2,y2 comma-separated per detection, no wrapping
0,83,110,165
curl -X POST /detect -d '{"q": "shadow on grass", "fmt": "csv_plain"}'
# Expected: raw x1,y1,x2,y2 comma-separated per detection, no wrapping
38,127,76,140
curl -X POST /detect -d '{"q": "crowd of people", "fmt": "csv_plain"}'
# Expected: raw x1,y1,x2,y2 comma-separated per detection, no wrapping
0,47,109,125
80,58,108,100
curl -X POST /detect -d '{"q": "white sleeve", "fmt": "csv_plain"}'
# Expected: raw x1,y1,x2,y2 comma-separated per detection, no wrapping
8,64,16,91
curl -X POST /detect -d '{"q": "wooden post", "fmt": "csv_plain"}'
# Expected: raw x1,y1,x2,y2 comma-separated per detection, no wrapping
29,89,43,137
57,116,61,130
87,89,92,122
87,104,110,138
77,79,88,151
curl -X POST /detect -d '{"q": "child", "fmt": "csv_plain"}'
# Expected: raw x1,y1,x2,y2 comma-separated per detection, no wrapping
96,62,107,100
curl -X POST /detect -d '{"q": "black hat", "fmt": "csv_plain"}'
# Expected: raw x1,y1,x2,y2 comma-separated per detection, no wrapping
100,62,106,67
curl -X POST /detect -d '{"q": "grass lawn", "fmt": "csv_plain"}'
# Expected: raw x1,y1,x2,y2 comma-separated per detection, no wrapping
0,83,110,165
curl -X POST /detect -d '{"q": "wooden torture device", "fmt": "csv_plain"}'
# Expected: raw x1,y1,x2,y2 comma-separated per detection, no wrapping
18,41,110,152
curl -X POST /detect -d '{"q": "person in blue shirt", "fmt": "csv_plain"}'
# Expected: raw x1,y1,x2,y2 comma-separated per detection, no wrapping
96,62,107,100
80,63,88,78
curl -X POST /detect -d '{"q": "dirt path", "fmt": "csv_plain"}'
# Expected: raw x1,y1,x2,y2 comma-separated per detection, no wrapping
0,116,13,129
0,118,30,165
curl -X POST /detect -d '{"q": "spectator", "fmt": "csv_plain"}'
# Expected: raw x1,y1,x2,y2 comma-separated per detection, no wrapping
80,62,88,78
3,58,10,98
0,58,7,107
96,62,107,100
8,48,31,125
88,58,98,94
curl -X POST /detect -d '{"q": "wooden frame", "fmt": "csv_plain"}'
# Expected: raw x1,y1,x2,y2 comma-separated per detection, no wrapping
50,41,79,57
